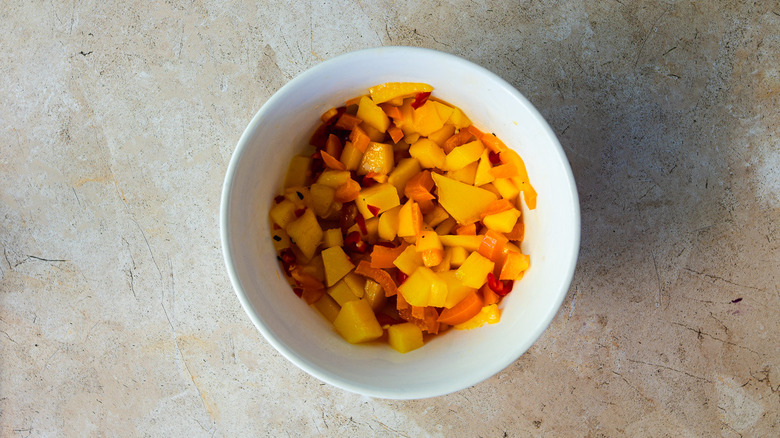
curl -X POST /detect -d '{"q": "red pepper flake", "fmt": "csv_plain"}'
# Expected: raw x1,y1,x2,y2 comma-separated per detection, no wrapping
397,271,408,285
355,214,368,235
487,272,513,296
367,204,381,217
344,231,361,246
488,151,501,165
274,195,285,204
294,208,306,217
411,91,431,109
731,297,743,303
280,249,296,265
293,287,303,297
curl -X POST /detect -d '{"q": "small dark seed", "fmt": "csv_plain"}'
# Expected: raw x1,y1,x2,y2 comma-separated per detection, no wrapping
273,235,282,241
296,191,304,200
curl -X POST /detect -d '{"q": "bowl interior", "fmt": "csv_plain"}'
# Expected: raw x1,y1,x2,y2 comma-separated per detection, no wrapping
222,47,580,399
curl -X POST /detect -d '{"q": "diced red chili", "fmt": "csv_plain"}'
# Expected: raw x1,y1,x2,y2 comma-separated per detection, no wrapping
355,214,368,235
396,271,408,285
293,287,303,297
488,151,501,165
376,313,403,326
487,272,513,296
274,195,285,204
294,208,306,217
367,204,381,217
411,91,431,109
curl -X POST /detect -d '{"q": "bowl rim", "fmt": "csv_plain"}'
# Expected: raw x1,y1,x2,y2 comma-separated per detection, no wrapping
220,46,581,399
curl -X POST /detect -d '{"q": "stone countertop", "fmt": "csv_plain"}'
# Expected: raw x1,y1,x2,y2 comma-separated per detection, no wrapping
1,1,777,436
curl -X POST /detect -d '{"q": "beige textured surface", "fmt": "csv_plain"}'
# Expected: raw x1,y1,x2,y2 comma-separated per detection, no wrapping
1,0,778,436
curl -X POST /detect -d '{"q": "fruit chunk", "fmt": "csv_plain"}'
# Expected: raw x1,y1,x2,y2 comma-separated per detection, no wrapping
454,304,500,330
322,228,343,248
377,205,401,241
363,279,386,311
478,229,509,263
333,300,384,344
444,140,484,171
499,252,530,280
317,170,351,188
412,101,445,136
456,251,495,288
355,183,400,219
397,200,423,238
269,199,297,229
339,141,363,170
356,96,391,133
358,142,394,175
311,294,340,323
473,150,495,186
439,235,484,251
284,155,311,188
398,266,448,307
409,138,446,169
438,270,476,308
393,244,423,275
388,322,424,353
286,209,323,260
482,208,522,233
431,173,498,225
388,158,421,197
328,278,360,306
437,291,483,325
447,246,469,268
309,183,336,217
369,82,434,104
321,246,355,287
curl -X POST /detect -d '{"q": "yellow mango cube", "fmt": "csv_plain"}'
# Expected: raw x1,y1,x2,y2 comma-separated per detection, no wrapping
388,322,424,353
343,272,366,298
492,178,520,200
284,186,311,208
360,122,386,142
446,161,478,185
283,155,311,188
363,279,386,311
447,107,472,129
473,150,496,186
309,183,335,217
393,244,423,275
439,235,484,251
321,246,355,287
357,96,390,132
286,209,323,260
434,217,457,235
454,304,501,330
333,299,384,344
431,101,455,124
409,138,446,169
317,170,351,188
365,217,379,244
355,183,400,219
269,199,297,229
340,141,364,171
456,251,495,288
328,279,360,306
368,82,433,104
271,228,291,252
312,294,340,323
432,248,452,272
322,228,343,248
388,158,421,197
398,266,447,307
377,205,401,241
431,173,498,224
412,101,445,136
447,246,469,268
397,200,422,238
483,208,522,233
444,140,484,171
423,205,451,228
438,270,476,308
415,231,443,252
428,124,456,146
358,142,394,175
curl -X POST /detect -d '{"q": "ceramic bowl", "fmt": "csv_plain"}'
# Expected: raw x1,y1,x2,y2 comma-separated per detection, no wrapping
221,46,580,399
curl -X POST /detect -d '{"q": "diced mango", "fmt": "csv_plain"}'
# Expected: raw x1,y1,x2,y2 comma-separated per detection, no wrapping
431,101,455,124
388,158,421,197
377,205,401,241
321,246,355,287
357,96,391,133
360,122,386,142
431,173,498,224
358,142,394,175
365,217,379,244
284,155,311,188
398,266,447,307
444,140,484,171
312,294,340,323
492,178,520,200
317,170,351,188
368,82,433,104
286,209,323,260
420,248,445,268
343,272,366,298
328,279,360,306
456,251,495,288
387,322,424,353
284,187,311,208
309,183,335,217
333,299,384,344
473,150,495,186
270,199,297,229
447,107,472,129
322,228,343,248
423,205,450,228
432,248,451,272
397,200,422,238
483,208,522,233
409,138,446,169
434,217,457,235
415,231,443,252
340,141,364,171
439,235,484,251
363,279,386,311
454,304,500,330
438,270,477,308
447,246,469,268
446,161,478,185
355,183,400,219
393,244,423,275
499,252,530,280
412,101,445,136
428,124,456,146
271,228,291,252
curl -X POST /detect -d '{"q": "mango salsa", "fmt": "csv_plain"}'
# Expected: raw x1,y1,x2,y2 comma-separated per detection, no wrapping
269,82,536,352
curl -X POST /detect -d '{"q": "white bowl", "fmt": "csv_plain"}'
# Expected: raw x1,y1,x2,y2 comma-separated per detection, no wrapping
221,47,580,399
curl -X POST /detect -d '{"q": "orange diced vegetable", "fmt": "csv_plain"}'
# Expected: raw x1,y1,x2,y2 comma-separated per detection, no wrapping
480,199,515,220
466,125,485,139
480,283,500,306
455,223,476,235
380,103,403,121
417,198,436,214
335,113,362,130
334,178,361,203
489,163,519,179
355,260,398,297
349,126,371,153
345,95,362,107
438,291,483,325
478,229,509,263
481,132,508,153
388,125,404,144
505,219,525,241
442,129,473,153
321,150,346,170
325,134,343,159
499,252,530,280
321,107,339,124
404,170,435,202
370,244,408,269
420,248,444,267
301,288,325,305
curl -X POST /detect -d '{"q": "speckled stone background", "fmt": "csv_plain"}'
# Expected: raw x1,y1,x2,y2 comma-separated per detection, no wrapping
1,0,778,436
